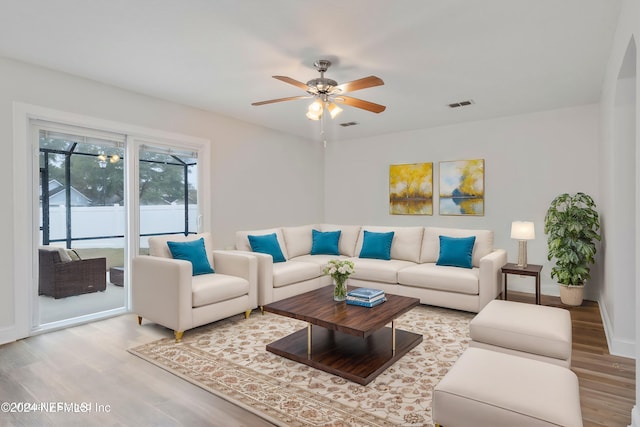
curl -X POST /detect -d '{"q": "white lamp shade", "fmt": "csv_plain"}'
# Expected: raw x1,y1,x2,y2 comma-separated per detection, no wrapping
327,102,343,119
511,221,535,240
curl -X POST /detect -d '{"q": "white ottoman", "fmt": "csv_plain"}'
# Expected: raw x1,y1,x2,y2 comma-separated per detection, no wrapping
469,299,572,367
433,347,583,427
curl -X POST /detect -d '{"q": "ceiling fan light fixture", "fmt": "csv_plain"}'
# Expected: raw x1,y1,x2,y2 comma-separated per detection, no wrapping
308,98,323,114
327,102,343,119
306,111,321,121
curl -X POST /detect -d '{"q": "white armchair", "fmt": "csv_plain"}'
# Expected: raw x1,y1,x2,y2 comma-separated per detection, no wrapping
132,232,257,342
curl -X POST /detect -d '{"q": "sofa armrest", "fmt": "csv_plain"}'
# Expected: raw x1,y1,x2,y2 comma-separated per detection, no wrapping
213,250,258,308
132,256,193,332
478,249,507,311
230,250,274,306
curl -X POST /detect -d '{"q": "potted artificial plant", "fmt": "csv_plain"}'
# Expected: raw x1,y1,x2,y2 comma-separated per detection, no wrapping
544,192,601,306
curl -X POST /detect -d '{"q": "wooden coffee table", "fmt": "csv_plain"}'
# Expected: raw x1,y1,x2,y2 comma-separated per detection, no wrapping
263,285,422,385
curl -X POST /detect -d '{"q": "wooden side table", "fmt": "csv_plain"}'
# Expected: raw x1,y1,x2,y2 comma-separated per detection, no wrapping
501,263,543,304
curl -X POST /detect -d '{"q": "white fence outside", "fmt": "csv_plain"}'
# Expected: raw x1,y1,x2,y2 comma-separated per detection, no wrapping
45,204,199,248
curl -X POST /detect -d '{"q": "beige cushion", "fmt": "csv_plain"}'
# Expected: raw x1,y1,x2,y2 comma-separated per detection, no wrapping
350,258,416,283
420,227,493,267
290,254,349,266
397,263,479,295
354,226,424,263
235,228,289,260
433,347,582,427
272,261,321,287
59,248,73,262
319,224,361,257
282,224,317,258
191,274,249,308
39,245,73,262
469,300,572,363
149,232,214,266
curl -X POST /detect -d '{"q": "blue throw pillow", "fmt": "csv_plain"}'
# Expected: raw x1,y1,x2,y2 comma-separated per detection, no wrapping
248,233,286,263
311,229,341,255
167,238,215,276
436,235,476,269
359,230,394,260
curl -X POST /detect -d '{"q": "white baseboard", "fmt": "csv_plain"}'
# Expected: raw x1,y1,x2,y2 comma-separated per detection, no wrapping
599,296,636,358
631,405,640,427
0,325,20,346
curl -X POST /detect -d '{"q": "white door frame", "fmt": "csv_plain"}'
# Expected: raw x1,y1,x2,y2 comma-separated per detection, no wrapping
8,102,210,342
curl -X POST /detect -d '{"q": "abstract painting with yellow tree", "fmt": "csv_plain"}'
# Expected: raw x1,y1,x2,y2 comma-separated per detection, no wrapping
389,162,433,215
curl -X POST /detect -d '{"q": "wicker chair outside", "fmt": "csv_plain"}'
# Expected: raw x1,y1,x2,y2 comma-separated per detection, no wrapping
38,248,107,299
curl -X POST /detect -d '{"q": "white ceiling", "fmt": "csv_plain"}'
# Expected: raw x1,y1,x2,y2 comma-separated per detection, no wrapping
0,0,622,142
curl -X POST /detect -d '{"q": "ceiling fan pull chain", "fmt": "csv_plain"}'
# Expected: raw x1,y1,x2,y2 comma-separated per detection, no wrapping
321,110,327,148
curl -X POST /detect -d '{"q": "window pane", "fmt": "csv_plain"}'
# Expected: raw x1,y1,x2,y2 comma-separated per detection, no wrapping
138,145,199,253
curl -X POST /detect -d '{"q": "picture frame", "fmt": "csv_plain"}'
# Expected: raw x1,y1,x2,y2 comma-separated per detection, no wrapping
389,162,433,215
438,159,484,216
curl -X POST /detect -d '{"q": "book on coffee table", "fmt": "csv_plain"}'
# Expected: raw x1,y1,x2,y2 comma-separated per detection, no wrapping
346,297,387,308
347,288,385,300
346,293,386,303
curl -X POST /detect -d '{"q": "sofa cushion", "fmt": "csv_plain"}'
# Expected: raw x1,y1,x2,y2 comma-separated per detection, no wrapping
283,224,316,258
149,232,214,266
311,229,341,255
289,254,349,266
236,228,289,260
39,246,73,262
248,233,286,263
167,238,215,276
421,227,493,267
272,261,322,288
359,230,394,260
355,226,424,263
436,236,476,269
191,273,249,308
397,263,480,295
319,224,361,257
350,258,416,283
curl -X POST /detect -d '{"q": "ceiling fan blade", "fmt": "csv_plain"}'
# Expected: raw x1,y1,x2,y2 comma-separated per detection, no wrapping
252,95,312,106
272,76,312,91
335,76,384,93
334,95,386,113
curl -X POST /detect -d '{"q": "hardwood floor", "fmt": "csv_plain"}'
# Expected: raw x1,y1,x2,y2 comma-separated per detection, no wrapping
0,314,276,427
507,291,635,427
0,294,635,426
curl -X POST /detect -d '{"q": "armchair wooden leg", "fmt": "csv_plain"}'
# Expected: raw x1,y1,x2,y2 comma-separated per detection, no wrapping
137,316,142,325
244,309,252,319
260,306,265,315
174,330,184,343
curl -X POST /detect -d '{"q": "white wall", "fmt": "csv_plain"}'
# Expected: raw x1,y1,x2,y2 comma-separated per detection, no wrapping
324,105,601,299
1,56,324,341
598,0,640,423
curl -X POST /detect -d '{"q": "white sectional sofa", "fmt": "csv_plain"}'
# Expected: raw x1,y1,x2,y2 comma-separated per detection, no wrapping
235,224,507,313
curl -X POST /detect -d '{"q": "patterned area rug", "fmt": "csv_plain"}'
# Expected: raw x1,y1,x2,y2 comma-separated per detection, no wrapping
129,305,473,427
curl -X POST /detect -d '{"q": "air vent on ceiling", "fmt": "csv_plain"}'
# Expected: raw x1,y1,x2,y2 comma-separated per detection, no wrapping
448,99,475,108
339,121,359,127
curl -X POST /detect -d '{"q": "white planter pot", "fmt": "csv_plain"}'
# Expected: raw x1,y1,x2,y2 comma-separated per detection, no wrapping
559,284,584,306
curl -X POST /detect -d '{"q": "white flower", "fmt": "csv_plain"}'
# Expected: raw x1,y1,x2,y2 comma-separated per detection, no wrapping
323,259,355,280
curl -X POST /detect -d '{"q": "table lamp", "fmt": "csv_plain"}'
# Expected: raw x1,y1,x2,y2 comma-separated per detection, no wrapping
511,221,535,268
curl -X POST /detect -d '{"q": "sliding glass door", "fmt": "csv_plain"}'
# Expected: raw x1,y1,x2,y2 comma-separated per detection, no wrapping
26,109,210,335
137,144,200,254
36,122,126,328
